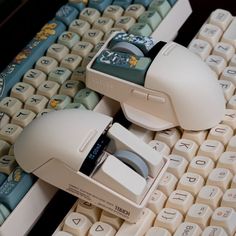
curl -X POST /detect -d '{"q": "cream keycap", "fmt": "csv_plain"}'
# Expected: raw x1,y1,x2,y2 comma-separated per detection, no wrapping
213,42,235,61
202,226,228,236
157,172,178,196
188,39,212,60
198,139,224,162
188,156,214,179
145,227,171,236
173,222,202,236
207,124,233,146
23,69,47,88
210,207,236,236
154,208,183,234
63,212,92,236
222,109,236,130
165,190,194,215
207,168,233,191
182,130,207,145
76,200,102,223
198,23,223,46
221,188,236,210
154,128,180,148
47,43,69,61
88,222,116,236
217,151,236,175
0,123,23,144
222,18,236,47
147,189,167,214
209,9,232,31
35,56,58,74
116,208,155,236
172,139,198,162
24,94,48,113
196,185,223,210
232,175,236,188
206,55,227,75
177,172,204,196
148,140,170,156
185,203,213,229
11,109,36,127
219,80,235,101
99,210,123,230
167,154,188,179
10,82,35,102
0,97,22,117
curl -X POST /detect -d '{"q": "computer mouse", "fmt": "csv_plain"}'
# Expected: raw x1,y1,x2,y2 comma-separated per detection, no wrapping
14,109,167,222
86,33,225,131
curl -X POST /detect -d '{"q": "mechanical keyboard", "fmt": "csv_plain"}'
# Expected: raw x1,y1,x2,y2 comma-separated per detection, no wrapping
0,0,192,235
52,8,236,236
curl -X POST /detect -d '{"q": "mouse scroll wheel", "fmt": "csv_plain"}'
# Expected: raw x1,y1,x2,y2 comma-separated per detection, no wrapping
110,42,145,57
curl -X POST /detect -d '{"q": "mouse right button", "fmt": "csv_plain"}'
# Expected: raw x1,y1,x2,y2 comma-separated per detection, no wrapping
92,155,147,204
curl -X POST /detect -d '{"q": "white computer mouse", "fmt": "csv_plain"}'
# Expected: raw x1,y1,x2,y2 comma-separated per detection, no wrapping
14,109,167,222
86,33,225,131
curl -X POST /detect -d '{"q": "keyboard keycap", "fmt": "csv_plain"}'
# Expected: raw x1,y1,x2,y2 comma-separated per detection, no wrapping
0,167,34,210
55,5,79,26
0,20,66,99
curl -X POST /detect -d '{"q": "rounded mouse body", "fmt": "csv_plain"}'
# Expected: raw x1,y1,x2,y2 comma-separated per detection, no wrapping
145,42,225,130
14,110,112,173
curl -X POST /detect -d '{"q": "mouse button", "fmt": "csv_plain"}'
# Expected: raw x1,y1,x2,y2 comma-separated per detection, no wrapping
91,49,151,85
108,32,156,55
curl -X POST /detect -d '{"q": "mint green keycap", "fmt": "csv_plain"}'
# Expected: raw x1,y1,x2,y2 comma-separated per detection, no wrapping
92,49,151,85
74,88,100,110
0,20,66,100
65,102,87,109
149,0,171,18
0,204,10,225
48,95,72,110
128,23,152,36
58,31,80,49
0,166,35,210
139,10,162,30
